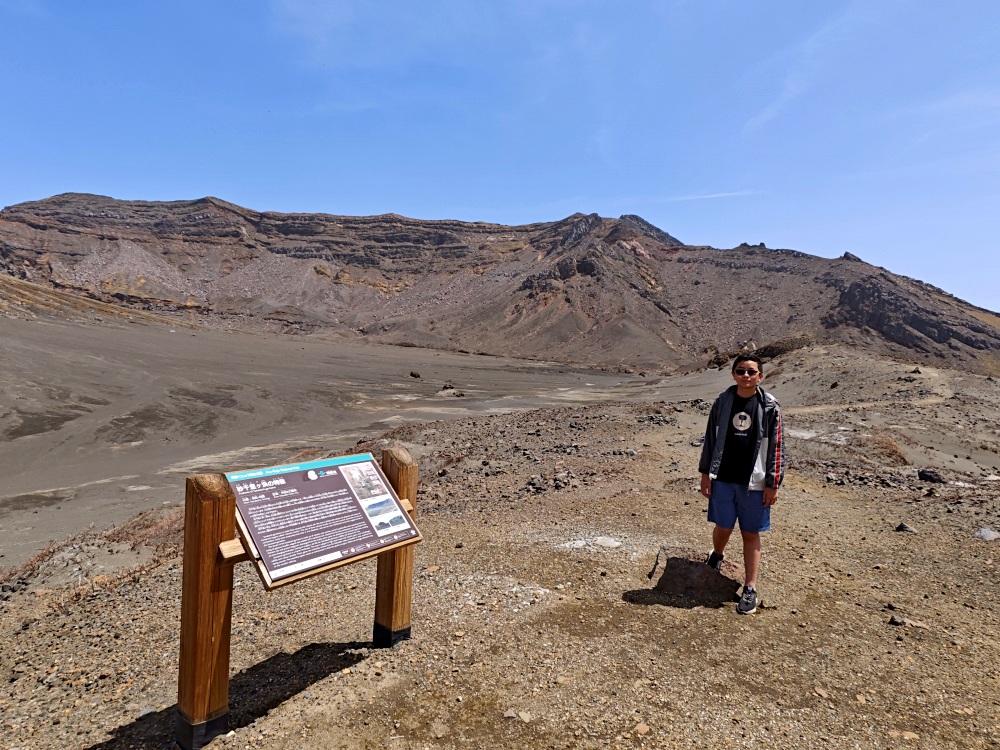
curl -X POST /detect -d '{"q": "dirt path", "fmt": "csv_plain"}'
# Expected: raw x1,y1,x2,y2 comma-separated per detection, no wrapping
784,395,947,415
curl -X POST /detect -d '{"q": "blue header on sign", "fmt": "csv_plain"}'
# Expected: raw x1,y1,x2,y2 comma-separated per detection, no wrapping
225,453,375,482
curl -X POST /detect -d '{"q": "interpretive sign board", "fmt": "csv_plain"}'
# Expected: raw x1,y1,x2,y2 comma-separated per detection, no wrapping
226,454,421,589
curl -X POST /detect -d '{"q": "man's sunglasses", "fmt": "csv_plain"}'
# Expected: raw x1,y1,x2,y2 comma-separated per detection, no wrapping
734,368,759,376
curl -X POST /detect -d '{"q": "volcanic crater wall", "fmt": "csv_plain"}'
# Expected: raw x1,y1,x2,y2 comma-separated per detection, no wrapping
2,193,999,373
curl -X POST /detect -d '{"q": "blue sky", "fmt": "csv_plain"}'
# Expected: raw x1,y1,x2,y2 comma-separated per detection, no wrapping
2,1,998,311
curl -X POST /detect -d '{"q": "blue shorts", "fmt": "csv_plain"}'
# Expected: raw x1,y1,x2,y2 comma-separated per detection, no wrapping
708,481,771,533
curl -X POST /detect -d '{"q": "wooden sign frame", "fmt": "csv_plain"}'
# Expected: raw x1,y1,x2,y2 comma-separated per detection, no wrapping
176,446,419,750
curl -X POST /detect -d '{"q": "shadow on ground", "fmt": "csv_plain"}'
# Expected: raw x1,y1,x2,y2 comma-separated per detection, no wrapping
86,640,369,750
623,553,741,609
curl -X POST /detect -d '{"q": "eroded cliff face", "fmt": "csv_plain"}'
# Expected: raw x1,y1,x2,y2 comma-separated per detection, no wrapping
2,193,999,373
823,275,1000,354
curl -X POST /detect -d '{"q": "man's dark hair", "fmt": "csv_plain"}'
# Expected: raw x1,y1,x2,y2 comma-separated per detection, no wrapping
732,353,764,373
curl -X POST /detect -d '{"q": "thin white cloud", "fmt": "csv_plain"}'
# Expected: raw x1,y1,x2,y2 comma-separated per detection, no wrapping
742,1,878,133
877,84,1000,156
743,75,806,133
272,0,355,47
662,189,761,202
269,0,498,70
269,0,603,73
910,86,1000,116
0,0,46,17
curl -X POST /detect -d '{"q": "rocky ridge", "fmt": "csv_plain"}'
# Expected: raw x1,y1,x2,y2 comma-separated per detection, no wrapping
2,194,1000,373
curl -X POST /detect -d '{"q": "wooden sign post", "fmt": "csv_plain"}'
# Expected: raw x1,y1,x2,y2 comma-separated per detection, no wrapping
175,473,238,750
175,447,418,750
373,446,419,646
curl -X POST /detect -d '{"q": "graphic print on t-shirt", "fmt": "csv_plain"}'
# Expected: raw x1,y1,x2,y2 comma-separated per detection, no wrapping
716,394,757,484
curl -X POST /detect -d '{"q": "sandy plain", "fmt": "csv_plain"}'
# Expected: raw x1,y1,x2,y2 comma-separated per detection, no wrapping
2,318,1000,749
0,316,724,568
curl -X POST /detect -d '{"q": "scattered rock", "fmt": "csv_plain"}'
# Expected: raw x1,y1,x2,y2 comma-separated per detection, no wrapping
895,522,917,533
409,371,420,378
592,536,622,549
973,528,1000,541
889,614,929,629
917,468,946,483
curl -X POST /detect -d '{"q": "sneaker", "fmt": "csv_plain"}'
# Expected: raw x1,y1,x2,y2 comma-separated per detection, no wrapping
705,551,724,570
737,586,759,615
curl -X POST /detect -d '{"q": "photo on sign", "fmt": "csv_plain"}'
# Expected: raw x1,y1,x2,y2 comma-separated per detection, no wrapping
340,463,409,537
375,514,408,531
341,463,389,500
362,497,396,518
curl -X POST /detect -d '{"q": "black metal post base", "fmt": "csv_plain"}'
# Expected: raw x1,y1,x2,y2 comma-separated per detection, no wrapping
373,623,411,648
176,709,228,750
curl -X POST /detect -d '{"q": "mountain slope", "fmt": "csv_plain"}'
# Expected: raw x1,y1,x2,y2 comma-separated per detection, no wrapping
2,193,999,373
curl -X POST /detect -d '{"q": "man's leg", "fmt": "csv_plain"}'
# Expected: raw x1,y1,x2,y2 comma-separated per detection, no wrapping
741,531,761,589
713,525,734,556
707,483,739,568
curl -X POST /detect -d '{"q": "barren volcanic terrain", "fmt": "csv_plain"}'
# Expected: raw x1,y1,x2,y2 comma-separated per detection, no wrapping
0,316,686,568
2,194,1000,749
2,341,999,750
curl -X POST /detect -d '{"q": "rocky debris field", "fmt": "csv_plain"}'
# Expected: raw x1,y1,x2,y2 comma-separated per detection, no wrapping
2,345,1000,749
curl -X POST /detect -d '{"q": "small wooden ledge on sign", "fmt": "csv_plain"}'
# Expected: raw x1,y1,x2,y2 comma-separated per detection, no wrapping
217,537,249,564
175,445,421,750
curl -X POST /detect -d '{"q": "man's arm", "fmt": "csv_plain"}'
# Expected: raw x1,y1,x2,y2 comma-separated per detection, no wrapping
697,399,721,476
763,485,778,506
764,402,785,498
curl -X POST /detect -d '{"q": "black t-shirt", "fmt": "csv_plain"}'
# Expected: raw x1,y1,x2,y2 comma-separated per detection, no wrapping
715,393,758,484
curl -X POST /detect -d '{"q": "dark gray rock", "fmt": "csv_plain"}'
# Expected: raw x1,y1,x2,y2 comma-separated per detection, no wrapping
918,469,946,483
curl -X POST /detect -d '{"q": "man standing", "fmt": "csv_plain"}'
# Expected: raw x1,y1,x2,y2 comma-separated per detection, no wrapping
698,353,784,614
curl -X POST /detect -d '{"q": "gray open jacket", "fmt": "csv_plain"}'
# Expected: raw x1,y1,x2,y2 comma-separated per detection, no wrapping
698,385,785,491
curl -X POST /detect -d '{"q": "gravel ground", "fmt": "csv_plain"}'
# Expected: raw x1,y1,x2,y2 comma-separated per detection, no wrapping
2,346,999,750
